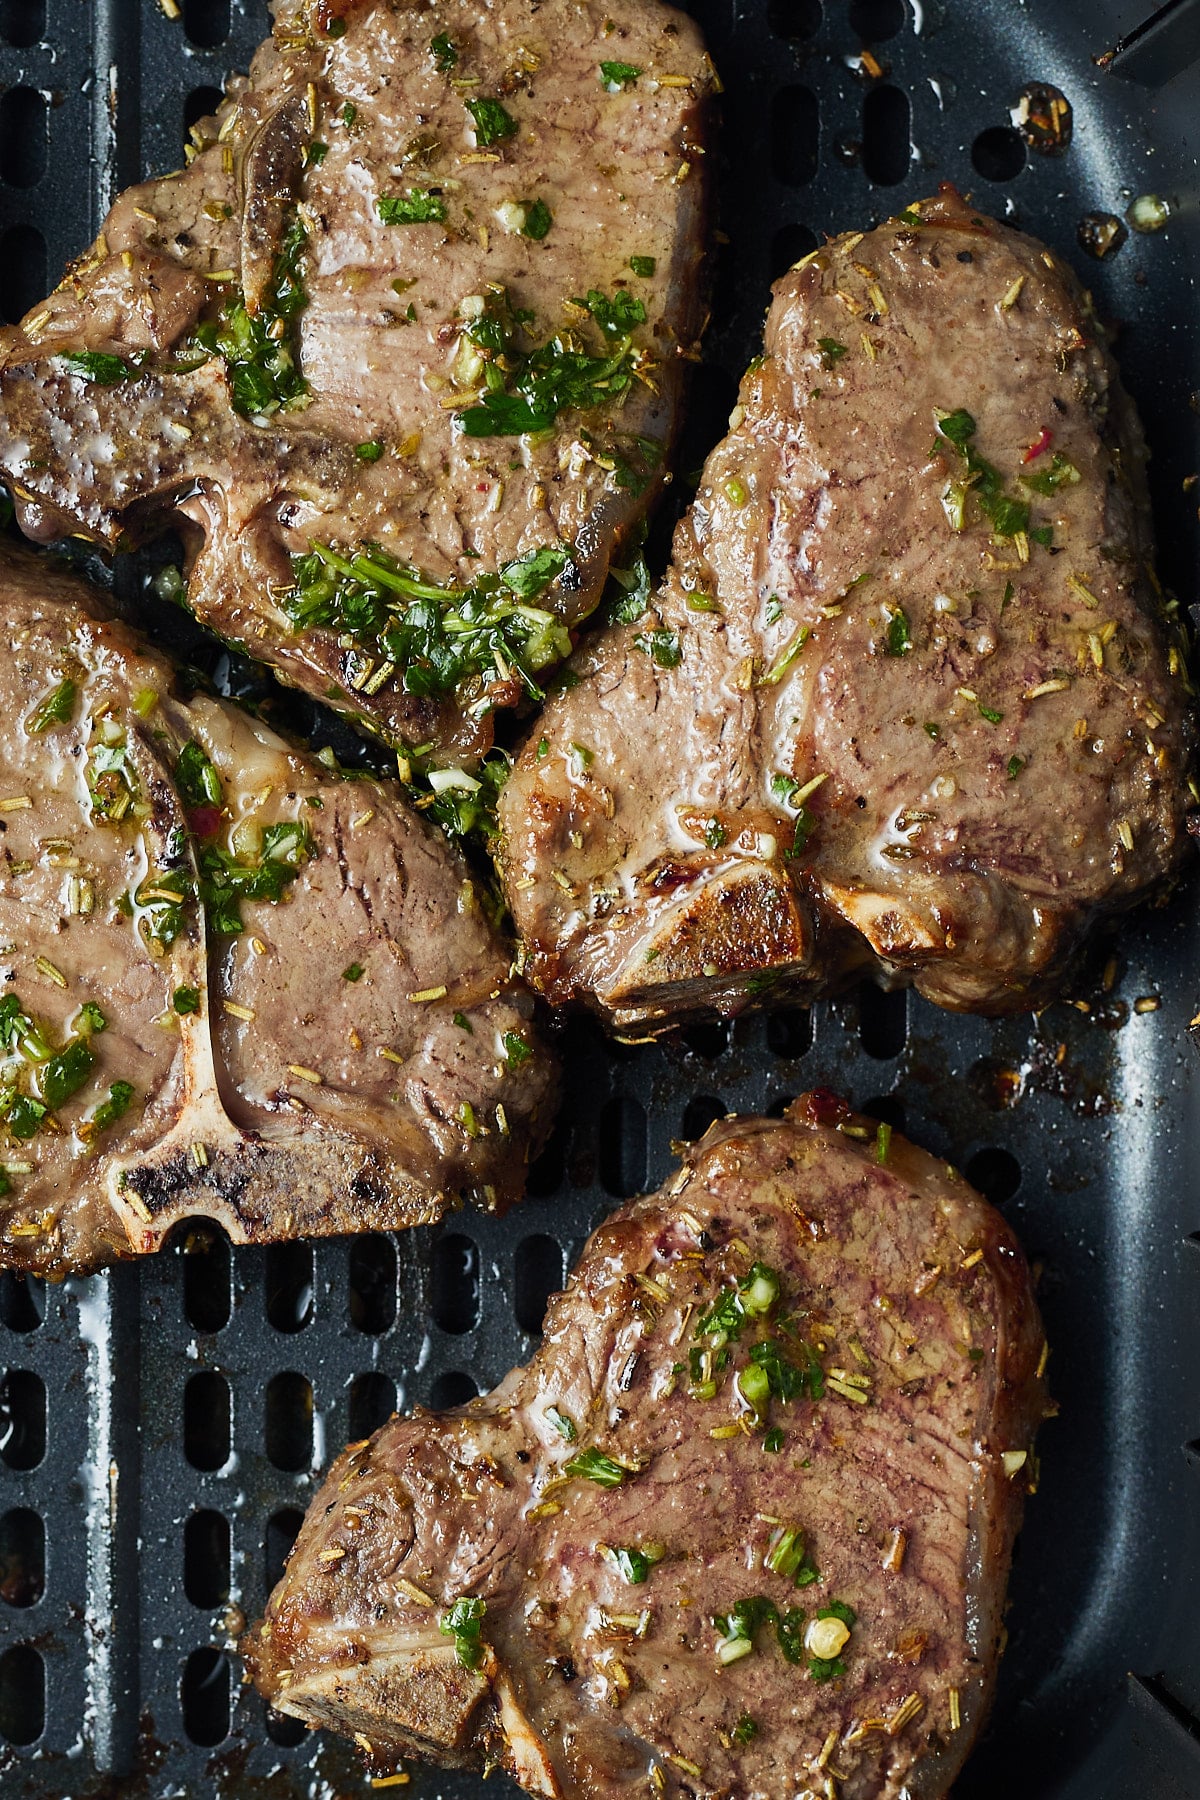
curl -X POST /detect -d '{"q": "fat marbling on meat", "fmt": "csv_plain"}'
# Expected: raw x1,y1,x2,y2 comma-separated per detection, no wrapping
0,0,715,765
0,545,554,1275
498,188,1195,1026
244,1094,1048,1800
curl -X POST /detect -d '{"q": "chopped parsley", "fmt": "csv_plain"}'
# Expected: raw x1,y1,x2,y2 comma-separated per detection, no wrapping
430,31,458,71
884,605,912,657
1020,451,1081,496
26,678,77,734
282,538,573,706
342,963,364,982
564,1447,634,1487
86,1080,134,1136
304,141,328,167
467,97,518,144
440,1596,487,1669
630,255,656,277
1007,754,1025,780
763,1427,785,1453
704,818,727,849
817,337,848,369
978,702,1003,724
600,60,642,88
731,1714,758,1746
696,1262,780,1347
197,823,313,936
87,732,137,825
764,1524,818,1584
175,740,223,810
933,408,1032,540
606,554,652,625
58,350,139,385
193,211,309,419
377,189,447,225
522,198,553,241
633,628,681,668
172,986,201,1016
603,1544,661,1584
77,1002,107,1035
355,439,384,462
456,285,650,440
502,1030,533,1069
546,1406,577,1442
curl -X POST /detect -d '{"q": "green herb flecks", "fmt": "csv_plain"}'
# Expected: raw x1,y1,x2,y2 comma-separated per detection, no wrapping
406,749,513,851
377,189,448,225
764,1523,819,1587
606,553,652,625
600,60,642,89
502,1030,533,1070
76,1002,107,1036
522,199,552,241
603,1544,663,1584
817,337,848,369
696,1262,781,1348
1020,451,1080,496
885,606,912,657
564,1447,637,1487
455,286,651,440
193,211,309,420
633,628,681,668
84,1080,135,1137
175,740,223,810
343,963,364,983
197,822,313,937
87,730,138,826
467,97,518,144
430,31,458,71
440,1596,487,1669
172,986,201,1016
546,1405,577,1443
933,408,1032,540
1008,754,1025,780
630,255,656,277
731,1714,758,1746
58,350,141,385
26,678,77,735
282,538,574,708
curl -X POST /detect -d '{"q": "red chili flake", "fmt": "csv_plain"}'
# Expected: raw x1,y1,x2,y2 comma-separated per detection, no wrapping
188,806,222,839
477,482,491,493
1022,427,1054,464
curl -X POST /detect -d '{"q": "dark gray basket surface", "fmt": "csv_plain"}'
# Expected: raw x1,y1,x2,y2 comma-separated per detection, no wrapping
0,0,1199,1796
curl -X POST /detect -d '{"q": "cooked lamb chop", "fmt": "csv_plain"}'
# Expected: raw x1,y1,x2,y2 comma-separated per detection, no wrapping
497,187,1195,1026
244,1093,1047,1799
0,545,554,1276
0,0,714,765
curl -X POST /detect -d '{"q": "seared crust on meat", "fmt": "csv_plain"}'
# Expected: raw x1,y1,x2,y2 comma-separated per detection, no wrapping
244,1095,1048,1800
0,545,554,1275
498,188,1194,1024
0,0,715,763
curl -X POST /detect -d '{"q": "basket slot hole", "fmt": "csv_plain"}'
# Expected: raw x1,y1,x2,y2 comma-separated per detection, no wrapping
0,0,45,48
598,1096,647,1199
183,85,225,145
184,1509,230,1608
264,1507,305,1592
766,1007,813,1058
514,1234,565,1336
0,1273,44,1334
859,982,907,1058
680,1094,725,1142
966,1146,1022,1206
265,1241,314,1333
771,223,819,279
349,1233,397,1335
862,1094,906,1135
861,83,911,185
430,1233,479,1335
770,86,820,187
768,0,822,39
0,88,47,189
0,1645,42,1744
0,1370,44,1471
180,1224,231,1332
849,0,906,40
183,1371,231,1472
971,125,1026,182
183,0,230,47
0,1508,43,1607
266,1701,306,1748
182,1646,230,1747
349,1371,396,1440
526,1118,567,1197
430,1370,477,1409
0,223,45,326
264,1372,313,1472
679,1019,730,1060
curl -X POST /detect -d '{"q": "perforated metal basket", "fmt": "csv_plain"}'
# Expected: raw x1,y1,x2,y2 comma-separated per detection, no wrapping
0,1,1199,1795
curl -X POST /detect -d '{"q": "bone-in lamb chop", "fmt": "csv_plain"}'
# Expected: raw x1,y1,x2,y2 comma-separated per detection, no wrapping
0,545,554,1276
244,1094,1047,1799
497,188,1195,1026
0,0,714,765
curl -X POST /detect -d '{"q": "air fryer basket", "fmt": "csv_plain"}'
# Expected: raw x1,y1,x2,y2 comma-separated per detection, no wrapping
0,0,1199,1795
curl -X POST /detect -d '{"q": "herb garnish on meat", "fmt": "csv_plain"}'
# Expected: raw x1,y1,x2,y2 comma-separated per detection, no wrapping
455,287,651,439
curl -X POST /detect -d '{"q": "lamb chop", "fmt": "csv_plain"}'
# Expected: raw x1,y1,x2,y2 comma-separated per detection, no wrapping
244,1093,1047,1800
0,545,554,1276
0,0,715,766
497,187,1195,1026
